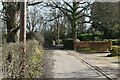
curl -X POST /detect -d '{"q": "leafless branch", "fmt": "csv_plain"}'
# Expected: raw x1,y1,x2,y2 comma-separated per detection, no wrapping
48,14,63,21
28,2,42,6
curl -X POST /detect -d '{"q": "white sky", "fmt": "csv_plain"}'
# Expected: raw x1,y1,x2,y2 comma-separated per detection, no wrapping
0,2,2,10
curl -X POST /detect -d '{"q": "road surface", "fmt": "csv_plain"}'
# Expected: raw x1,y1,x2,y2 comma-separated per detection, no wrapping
44,47,119,79
0,47,3,79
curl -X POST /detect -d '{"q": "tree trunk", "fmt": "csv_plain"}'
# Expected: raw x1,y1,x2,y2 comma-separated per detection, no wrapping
71,21,77,40
6,22,17,43
57,18,60,40
5,3,19,43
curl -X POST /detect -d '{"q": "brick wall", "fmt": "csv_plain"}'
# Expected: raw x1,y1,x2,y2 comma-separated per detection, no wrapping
74,41,112,52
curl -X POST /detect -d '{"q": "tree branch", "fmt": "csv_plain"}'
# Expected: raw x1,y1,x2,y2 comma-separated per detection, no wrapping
28,2,42,6
52,2,73,13
75,14,91,20
45,2,72,20
78,20,92,24
76,3,91,15
48,14,63,21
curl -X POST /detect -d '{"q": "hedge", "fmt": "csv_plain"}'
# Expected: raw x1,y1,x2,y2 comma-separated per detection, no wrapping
2,40,44,78
103,39,118,45
63,38,74,50
74,41,112,52
77,33,103,41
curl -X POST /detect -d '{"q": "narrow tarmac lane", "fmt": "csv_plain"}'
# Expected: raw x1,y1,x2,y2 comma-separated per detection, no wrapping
44,47,119,79
51,50,105,78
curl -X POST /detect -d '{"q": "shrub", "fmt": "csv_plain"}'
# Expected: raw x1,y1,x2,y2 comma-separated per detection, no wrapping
27,32,45,46
118,39,120,46
43,31,56,47
55,39,63,45
74,39,80,42
113,24,120,38
2,40,44,78
63,38,74,50
108,46,120,56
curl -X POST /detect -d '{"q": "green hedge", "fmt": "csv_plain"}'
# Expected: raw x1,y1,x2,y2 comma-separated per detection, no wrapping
103,39,118,45
63,38,74,50
77,33,103,41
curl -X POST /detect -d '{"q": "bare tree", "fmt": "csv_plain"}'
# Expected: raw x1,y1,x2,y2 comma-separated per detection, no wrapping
44,1,92,40
27,6,45,32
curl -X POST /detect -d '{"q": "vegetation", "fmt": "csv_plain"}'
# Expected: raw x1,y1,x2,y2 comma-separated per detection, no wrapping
107,46,120,57
77,33,103,41
91,2,119,39
0,1,120,78
44,1,92,40
26,32,44,46
103,39,119,45
63,38,74,50
76,48,109,53
113,25,120,38
2,40,44,78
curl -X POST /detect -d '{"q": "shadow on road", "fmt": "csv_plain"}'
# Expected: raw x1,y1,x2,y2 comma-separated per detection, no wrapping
44,45,64,50
111,62,120,64
76,51,107,54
